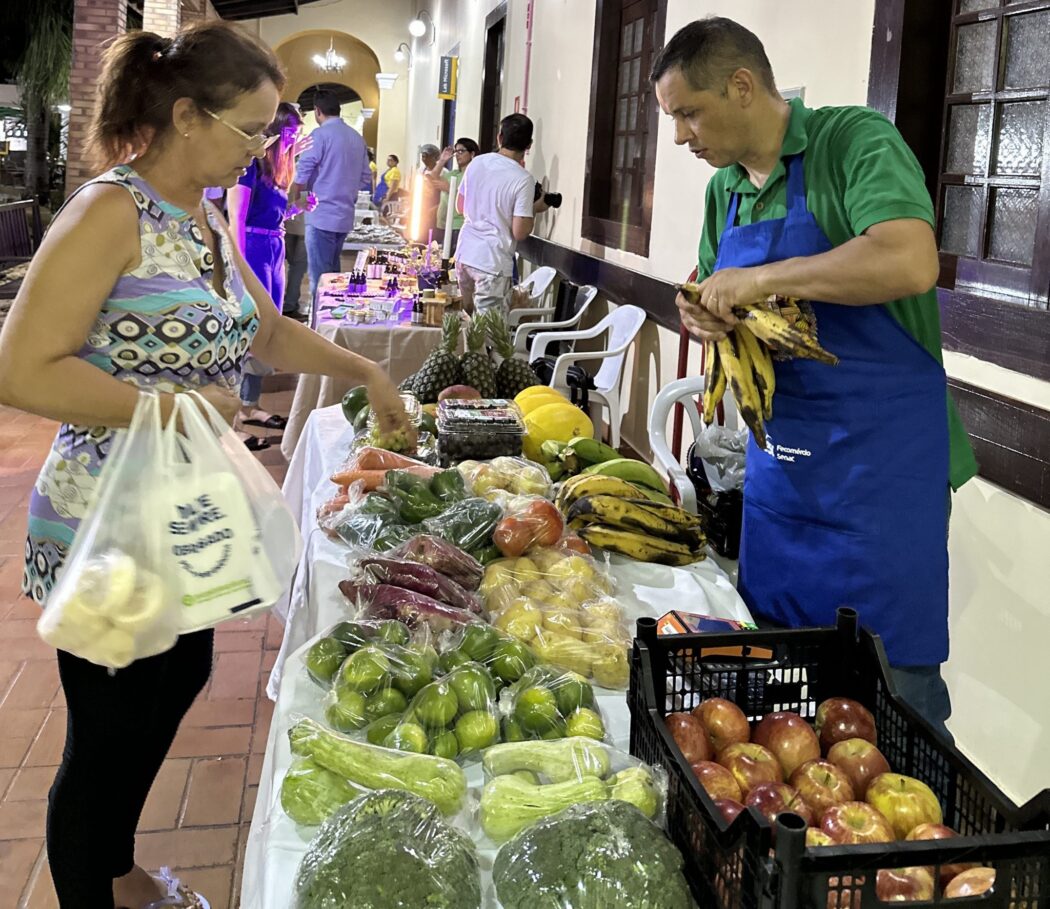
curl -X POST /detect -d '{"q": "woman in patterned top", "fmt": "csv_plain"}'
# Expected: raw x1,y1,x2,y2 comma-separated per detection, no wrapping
0,22,412,909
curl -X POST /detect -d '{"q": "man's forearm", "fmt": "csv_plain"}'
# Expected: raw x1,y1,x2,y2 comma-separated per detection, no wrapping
753,221,939,306
288,181,305,206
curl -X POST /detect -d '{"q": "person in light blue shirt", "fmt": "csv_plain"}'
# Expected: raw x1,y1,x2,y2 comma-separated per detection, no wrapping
289,90,372,309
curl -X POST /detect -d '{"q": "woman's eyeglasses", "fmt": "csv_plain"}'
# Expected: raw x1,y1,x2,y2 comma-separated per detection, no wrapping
203,109,279,154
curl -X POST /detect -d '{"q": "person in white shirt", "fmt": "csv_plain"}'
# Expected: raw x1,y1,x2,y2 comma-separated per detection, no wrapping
455,113,548,316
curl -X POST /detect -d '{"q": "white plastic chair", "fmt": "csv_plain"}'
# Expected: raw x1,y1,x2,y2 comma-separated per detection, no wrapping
506,265,558,327
513,285,598,355
648,375,707,513
529,304,647,449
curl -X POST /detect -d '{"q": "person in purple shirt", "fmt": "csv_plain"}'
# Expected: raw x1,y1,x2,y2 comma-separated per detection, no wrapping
288,91,372,311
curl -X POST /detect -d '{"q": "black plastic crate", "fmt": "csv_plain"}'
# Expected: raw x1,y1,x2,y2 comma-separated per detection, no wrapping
629,608,1050,909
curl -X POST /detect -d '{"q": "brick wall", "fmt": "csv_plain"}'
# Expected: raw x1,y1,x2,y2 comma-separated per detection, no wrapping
66,0,127,194
143,0,180,36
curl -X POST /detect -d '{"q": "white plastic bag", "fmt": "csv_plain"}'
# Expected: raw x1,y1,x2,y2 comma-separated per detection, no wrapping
38,392,180,669
163,392,302,632
694,424,747,493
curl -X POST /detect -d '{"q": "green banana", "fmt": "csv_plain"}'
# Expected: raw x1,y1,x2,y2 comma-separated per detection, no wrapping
702,340,726,426
579,458,668,494
567,495,692,541
738,306,838,365
735,324,775,421
540,439,568,462
563,436,621,467
578,525,704,566
717,334,767,451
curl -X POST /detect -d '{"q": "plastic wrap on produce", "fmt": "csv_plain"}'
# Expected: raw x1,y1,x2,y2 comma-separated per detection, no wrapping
421,497,504,555
499,664,607,743
329,447,440,491
339,580,478,630
357,556,483,614
457,456,553,500
478,547,632,688
478,737,667,843
294,789,481,909
287,716,467,816
492,801,696,909
387,534,485,591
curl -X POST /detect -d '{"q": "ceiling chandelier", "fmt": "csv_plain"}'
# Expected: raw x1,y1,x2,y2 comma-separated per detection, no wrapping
313,39,347,73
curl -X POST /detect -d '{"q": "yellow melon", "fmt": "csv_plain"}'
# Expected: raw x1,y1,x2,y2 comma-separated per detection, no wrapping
522,402,594,462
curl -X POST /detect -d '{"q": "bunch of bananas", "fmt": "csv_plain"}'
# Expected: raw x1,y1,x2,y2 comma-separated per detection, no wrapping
540,435,622,480
557,474,707,567
679,287,839,450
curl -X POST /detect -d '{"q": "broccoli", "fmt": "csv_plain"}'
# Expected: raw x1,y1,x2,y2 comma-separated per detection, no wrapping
493,800,696,909
294,789,481,909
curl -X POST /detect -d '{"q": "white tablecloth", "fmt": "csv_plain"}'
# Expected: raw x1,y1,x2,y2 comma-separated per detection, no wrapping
242,404,751,908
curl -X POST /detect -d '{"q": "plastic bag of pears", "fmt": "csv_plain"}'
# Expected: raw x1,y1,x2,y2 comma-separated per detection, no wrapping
477,546,631,688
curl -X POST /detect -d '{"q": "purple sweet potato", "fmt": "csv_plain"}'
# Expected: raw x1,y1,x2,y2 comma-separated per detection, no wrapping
386,534,484,591
359,557,483,614
337,582,475,631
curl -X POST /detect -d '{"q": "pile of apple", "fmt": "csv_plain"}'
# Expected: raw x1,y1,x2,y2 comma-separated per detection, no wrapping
664,697,996,902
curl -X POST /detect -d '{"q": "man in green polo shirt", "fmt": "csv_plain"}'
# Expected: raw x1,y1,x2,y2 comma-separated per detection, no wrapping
652,17,976,736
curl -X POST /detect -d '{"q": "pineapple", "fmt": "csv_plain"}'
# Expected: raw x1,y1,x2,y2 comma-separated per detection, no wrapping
487,312,542,398
413,313,463,403
398,373,417,394
459,314,499,398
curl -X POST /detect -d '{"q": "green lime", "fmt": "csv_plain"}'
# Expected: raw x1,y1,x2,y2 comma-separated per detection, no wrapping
353,405,371,432
413,681,458,729
391,651,433,699
338,646,391,695
459,623,500,662
329,621,373,653
490,639,536,684
420,412,439,437
502,716,526,743
305,637,347,686
553,672,595,716
363,687,408,722
540,719,567,740
415,644,440,672
515,687,561,734
438,648,473,674
325,690,367,733
565,706,605,740
455,710,500,754
366,714,401,746
375,620,411,646
447,663,496,713
383,721,428,753
430,730,459,760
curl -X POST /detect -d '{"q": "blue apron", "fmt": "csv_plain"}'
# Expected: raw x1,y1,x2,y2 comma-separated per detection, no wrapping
716,154,950,667
373,170,392,206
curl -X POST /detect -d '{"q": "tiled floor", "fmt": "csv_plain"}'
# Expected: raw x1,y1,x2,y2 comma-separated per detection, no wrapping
0,386,295,909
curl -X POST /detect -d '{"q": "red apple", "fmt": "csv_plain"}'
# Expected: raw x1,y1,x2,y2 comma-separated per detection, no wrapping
944,866,995,898
905,823,976,886
815,697,877,752
665,712,713,764
745,781,815,829
717,742,783,796
752,710,822,778
876,867,935,902
713,797,745,825
693,697,751,752
826,737,891,797
865,772,943,840
691,760,743,802
820,801,895,844
791,759,856,818
806,827,836,847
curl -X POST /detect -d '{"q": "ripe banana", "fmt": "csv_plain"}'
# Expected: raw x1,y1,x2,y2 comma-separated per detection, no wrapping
677,282,702,304
702,340,727,425
555,474,654,511
621,498,704,530
567,495,693,541
578,525,705,566
738,305,838,365
735,324,775,421
579,458,668,495
717,334,768,451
